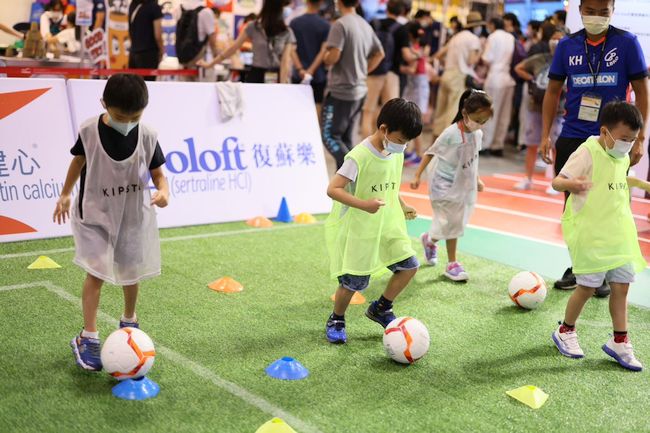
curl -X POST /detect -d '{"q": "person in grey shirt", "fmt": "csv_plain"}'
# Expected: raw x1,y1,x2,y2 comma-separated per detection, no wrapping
321,0,384,168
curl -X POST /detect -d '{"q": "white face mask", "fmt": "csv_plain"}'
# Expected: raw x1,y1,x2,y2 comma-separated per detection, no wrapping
606,129,635,159
107,113,139,136
283,6,292,20
473,27,482,36
582,15,610,35
383,134,407,154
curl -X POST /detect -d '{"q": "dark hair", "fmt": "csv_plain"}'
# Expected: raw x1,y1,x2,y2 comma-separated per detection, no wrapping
553,9,567,23
528,20,542,33
257,0,288,38
600,101,644,132
406,21,422,39
47,0,64,11
414,9,431,19
340,0,359,8
450,16,463,31
490,17,504,30
503,12,521,29
376,98,423,140
103,74,149,113
540,21,561,42
386,0,406,17
452,89,493,124
212,7,221,18
244,13,257,23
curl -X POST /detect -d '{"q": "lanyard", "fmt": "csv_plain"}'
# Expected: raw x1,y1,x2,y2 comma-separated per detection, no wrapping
584,37,607,88
457,121,466,144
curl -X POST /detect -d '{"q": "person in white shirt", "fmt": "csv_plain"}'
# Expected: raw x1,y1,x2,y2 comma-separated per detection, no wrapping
480,17,515,156
40,0,66,38
51,12,80,54
431,11,484,142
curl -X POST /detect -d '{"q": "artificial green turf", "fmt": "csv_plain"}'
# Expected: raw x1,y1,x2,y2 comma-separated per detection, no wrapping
1,220,650,433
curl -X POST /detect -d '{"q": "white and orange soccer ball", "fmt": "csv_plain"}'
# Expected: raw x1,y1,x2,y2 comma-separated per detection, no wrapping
508,271,547,310
101,328,156,380
383,317,430,364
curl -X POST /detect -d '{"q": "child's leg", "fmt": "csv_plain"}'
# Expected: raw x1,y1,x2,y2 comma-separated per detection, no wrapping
122,283,139,320
82,273,104,333
333,286,355,317
525,145,538,181
609,282,629,335
383,268,418,301
563,284,596,326
446,238,458,263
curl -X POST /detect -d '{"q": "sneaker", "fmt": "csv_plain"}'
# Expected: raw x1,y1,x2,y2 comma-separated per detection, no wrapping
514,179,533,190
325,318,347,344
554,267,577,290
602,337,643,371
70,334,103,371
119,319,140,329
420,232,438,266
365,301,396,328
594,282,611,298
552,326,585,359
546,185,560,196
444,262,469,282
404,156,422,167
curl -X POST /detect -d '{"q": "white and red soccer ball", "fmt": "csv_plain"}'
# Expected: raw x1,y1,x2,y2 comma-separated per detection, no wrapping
508,271,547,310
100,328,156,380
383,317,430,364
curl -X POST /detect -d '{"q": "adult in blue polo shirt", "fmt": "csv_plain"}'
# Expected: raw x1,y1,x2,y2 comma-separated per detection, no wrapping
540,0,648,296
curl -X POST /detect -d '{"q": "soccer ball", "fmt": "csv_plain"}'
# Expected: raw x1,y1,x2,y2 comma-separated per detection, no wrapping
508,271,547,310
101,328,156,380
383,317,430,364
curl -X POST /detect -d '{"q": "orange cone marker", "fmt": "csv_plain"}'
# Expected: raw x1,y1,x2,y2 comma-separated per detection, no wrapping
246,216,274,228
208,277,244,293
330,291,366,304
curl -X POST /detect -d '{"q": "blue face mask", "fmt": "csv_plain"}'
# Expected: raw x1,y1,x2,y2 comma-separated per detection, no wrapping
107,113,138,136
383,134,407,154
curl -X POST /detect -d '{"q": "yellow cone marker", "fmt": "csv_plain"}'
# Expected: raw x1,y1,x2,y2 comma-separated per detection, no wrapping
255,418,298,433
506,385,549,409
294,212,317,224
27,256,62,269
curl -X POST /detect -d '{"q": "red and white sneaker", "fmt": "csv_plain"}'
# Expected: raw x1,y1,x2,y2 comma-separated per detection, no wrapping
602,337,643,371
420,232,438,266
552,326,585,359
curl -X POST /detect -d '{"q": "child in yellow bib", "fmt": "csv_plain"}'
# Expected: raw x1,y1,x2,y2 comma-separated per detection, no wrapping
551,101,647,371
324,99,422,344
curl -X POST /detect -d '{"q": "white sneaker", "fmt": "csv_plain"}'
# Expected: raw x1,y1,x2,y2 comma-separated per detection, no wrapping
552,327,585,358
546,186,560,196
602,337,643,371
514,179,533,190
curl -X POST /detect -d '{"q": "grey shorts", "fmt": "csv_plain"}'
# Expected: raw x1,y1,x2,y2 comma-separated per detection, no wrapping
337,256,420,292
576,264,635,288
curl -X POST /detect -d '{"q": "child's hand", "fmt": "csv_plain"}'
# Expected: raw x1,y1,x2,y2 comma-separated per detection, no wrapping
362,198,385,214
196,59,209,68
53,194,71,224
151,190,169,208
477,179,485,192
410,175,421,189
567,176,592,194
402,204,417,220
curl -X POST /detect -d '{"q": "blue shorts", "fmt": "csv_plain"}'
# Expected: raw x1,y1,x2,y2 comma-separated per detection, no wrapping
337,256,420,292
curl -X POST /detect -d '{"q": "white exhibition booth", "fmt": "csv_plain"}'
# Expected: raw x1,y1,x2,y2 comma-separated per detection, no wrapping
0,78,330,242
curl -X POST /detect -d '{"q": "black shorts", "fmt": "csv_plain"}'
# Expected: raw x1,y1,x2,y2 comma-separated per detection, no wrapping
292,78,326,104
554,136,587,176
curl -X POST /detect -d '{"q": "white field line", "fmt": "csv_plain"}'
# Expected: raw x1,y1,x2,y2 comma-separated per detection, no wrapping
0,281,324,433
401,191,650,244
0,222,324,260
493,173,650,205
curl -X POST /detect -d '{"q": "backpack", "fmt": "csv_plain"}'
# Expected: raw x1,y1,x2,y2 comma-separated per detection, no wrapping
371,19,402,75
175,6,206,64
528,63,551,105
510,38,527,81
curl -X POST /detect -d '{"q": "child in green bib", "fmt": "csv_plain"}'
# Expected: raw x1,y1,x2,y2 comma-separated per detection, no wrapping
324,98,423,344
551,101,648,371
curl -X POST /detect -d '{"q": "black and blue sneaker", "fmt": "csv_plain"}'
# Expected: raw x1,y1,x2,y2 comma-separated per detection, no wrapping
119,319,139,329
70,334,102,371
326,318,347,344
365,301,396,328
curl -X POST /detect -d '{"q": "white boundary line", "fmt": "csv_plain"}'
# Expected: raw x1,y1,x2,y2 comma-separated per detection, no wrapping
0,281,324,433
402,191,650,244
0,222,324,260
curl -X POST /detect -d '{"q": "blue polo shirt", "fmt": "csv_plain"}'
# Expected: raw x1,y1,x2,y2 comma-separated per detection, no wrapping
549,26,647,139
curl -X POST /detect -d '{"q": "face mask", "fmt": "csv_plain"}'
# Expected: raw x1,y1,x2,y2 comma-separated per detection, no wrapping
107,113,138,136
582,15,610,35
606,129,634,159
51,12,63,21
383,134,407,154
283,6,292,20
549,39,559,53
473,27,482,36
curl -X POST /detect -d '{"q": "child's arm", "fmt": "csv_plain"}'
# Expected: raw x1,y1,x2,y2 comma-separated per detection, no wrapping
410,153,434,189
551,174,592,194
150,167,170,208
477,176,485,192
398,196,417,220
627,176,650,193
327,174,385,214
53,155,85,224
